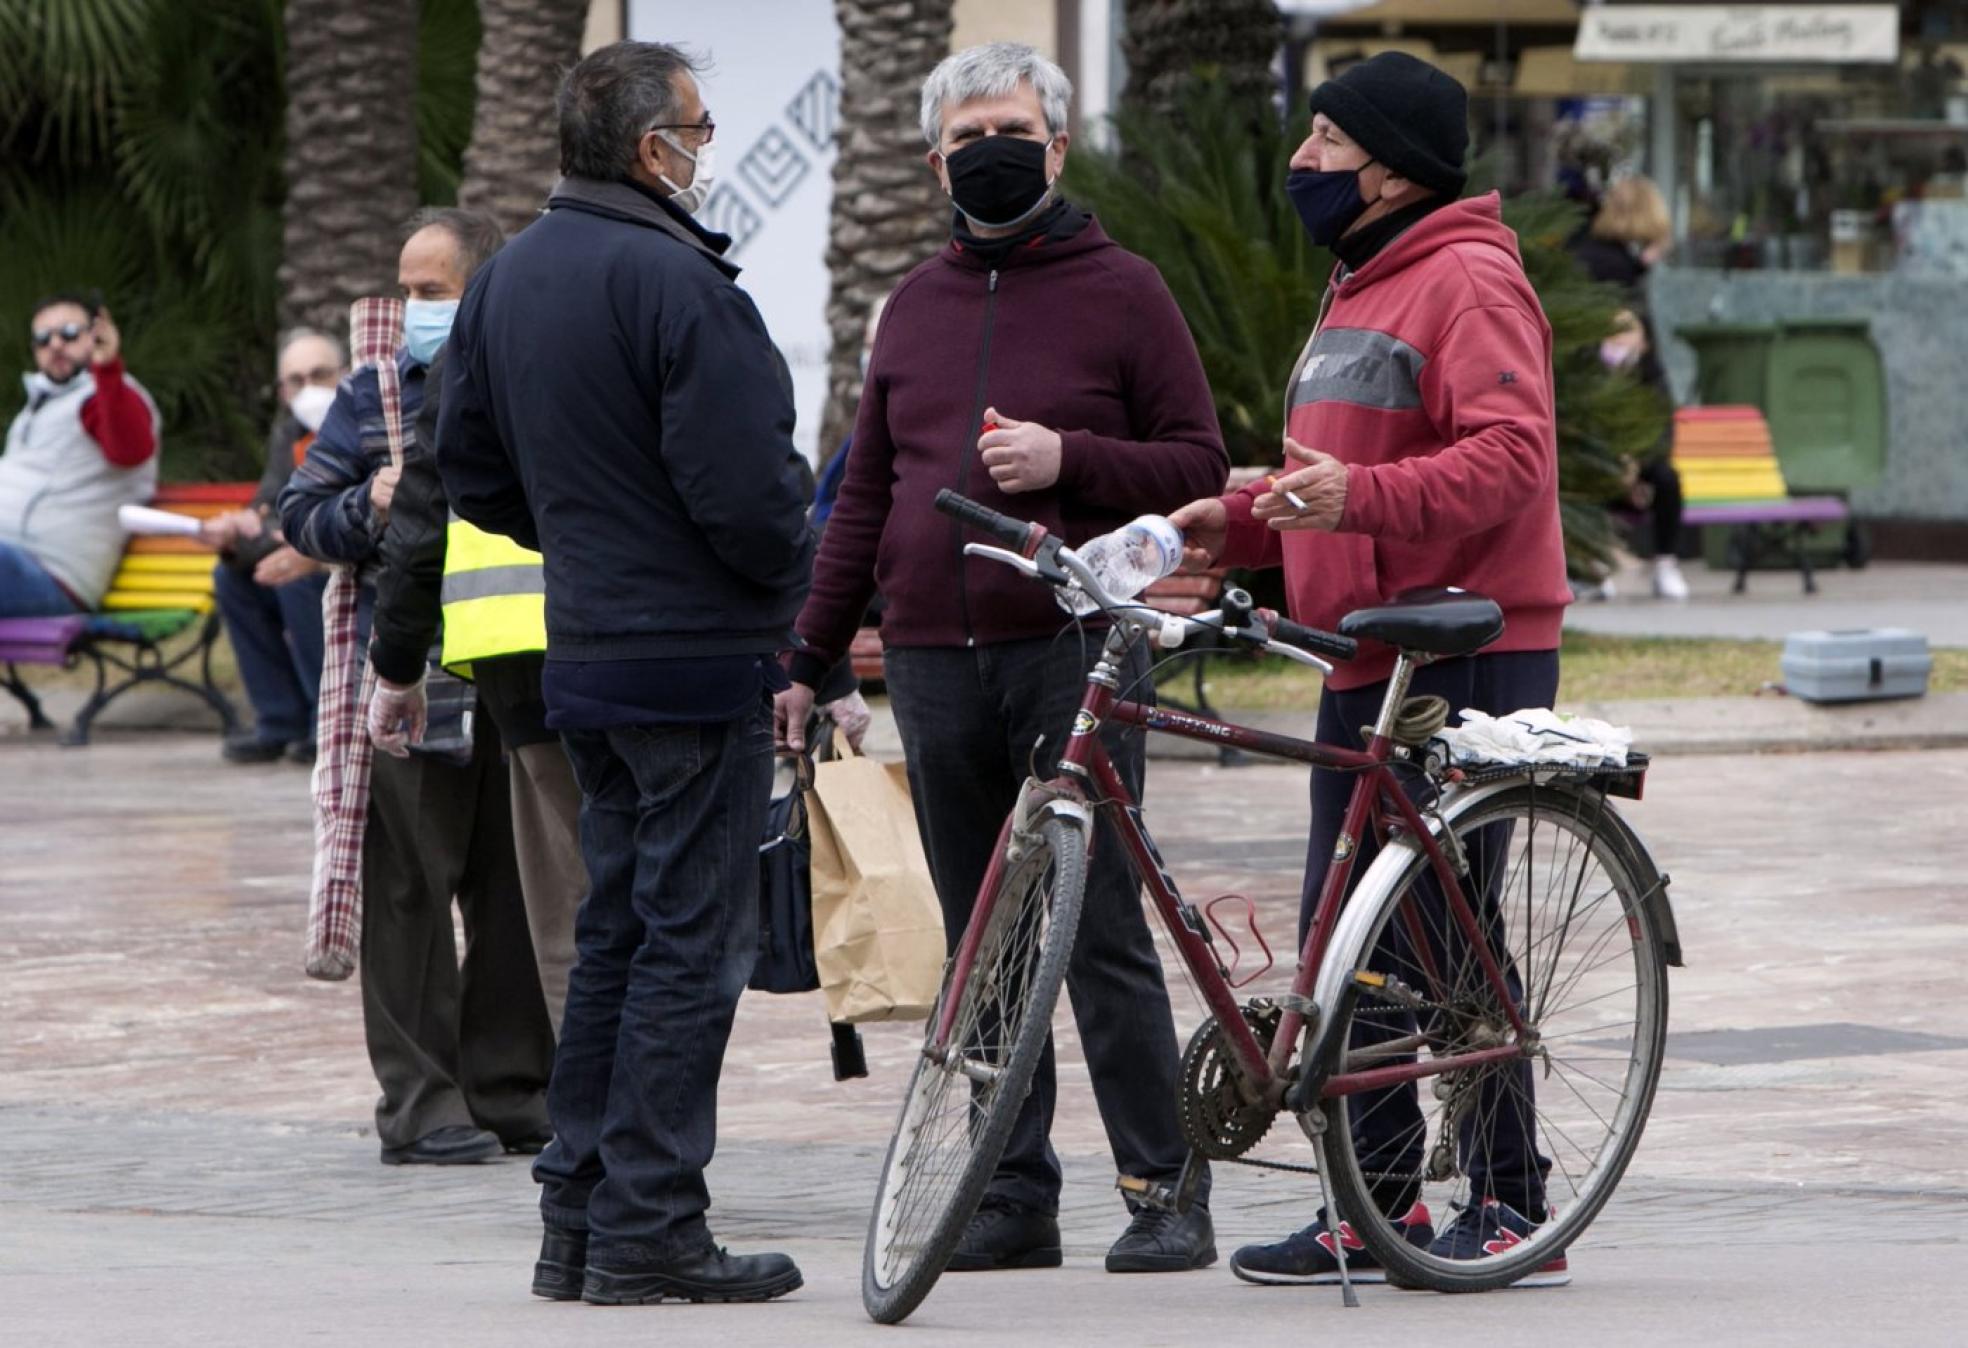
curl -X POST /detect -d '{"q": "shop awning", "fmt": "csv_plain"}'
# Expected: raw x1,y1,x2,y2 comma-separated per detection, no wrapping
1574,5,1899,64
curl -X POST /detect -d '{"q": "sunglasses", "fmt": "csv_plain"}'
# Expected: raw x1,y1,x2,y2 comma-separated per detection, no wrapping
31,321,90,349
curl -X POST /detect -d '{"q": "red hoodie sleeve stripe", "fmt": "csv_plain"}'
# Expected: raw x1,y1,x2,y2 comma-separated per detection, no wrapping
1339,304,1554,542
79,359,158,468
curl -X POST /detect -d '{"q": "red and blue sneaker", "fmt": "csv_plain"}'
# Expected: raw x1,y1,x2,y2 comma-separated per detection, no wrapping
1228,1203,1434,1286
1402,1198,1570,1289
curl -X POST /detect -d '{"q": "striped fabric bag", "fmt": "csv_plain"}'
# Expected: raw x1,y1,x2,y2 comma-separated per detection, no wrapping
304,297,406,980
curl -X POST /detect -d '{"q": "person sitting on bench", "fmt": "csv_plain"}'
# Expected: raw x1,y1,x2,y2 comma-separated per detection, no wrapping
0,291,160,617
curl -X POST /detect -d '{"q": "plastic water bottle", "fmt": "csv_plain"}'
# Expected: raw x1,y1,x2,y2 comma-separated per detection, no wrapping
1058,514,1184,615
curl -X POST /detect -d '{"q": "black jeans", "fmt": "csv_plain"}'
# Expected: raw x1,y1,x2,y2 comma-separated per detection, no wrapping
534,696,773,1263
885,636,1203,1216
1302,650,1559,1217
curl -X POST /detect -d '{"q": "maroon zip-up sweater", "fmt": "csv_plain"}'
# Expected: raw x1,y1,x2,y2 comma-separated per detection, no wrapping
791,216,1228,683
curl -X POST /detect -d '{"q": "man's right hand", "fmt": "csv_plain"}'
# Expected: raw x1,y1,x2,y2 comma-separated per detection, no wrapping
1169,496,1228,574
774,683,816,753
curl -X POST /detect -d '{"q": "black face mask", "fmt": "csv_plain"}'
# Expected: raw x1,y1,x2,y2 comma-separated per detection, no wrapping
1285,163,1375,246
945,135,1055,230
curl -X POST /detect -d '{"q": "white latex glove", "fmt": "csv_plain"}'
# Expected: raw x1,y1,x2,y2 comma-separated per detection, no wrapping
822,689,873,753
366,674,427,758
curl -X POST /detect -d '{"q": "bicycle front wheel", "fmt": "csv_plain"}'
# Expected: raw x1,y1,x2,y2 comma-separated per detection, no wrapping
862,813,1088,1324
1318,781,1669,1292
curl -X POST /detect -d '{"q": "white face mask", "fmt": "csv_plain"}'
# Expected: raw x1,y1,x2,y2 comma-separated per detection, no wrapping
289,382,337,433
655,131,716,214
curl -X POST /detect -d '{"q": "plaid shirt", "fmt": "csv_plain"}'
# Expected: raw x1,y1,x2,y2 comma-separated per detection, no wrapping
304,298,405,980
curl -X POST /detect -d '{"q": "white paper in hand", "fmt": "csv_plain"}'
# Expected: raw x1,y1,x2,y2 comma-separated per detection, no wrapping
117,503,205,537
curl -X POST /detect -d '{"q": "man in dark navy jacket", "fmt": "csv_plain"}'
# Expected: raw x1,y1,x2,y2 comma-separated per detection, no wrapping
777,42,1229,1276
436,40,811,1309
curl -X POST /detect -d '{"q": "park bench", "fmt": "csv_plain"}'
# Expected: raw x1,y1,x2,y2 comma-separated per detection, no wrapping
1672,405,1850,594
0,482,249,745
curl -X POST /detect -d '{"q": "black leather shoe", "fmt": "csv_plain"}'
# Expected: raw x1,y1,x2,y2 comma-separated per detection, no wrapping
285,739,316,765
503,1130,552,1156
379,1124,502,1166
222,733,289,764
532,1225,587,1301
581,1244,803,1305
946,1199,1062,1272
1106,1205,1217,1273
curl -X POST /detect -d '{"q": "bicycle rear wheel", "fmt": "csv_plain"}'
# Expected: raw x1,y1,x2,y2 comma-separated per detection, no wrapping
1318,782,1669,1292
862,814,1087,1324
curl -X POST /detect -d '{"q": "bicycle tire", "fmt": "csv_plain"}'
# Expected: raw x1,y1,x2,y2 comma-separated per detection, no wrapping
1318,782,1669,1293
862,813,1088,1324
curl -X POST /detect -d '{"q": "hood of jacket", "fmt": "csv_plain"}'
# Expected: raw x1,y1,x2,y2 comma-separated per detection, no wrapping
1337,192,1521,294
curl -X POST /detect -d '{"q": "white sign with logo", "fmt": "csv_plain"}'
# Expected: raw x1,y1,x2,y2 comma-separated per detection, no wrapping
627,1,840,462
1574,5,1899,64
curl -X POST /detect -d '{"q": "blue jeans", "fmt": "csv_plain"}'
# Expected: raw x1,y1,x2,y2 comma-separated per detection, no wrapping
0,541,80,618
212,563,328,743
534,696,772,1263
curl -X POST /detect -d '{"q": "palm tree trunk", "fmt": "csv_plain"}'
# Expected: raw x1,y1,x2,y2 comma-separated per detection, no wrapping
279,0,422,337
1121,0,1281,122
456,0,589,236
819,0,955,456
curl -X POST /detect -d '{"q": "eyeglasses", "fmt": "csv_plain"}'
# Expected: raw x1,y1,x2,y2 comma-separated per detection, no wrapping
648,113,715,145
31,322,88,349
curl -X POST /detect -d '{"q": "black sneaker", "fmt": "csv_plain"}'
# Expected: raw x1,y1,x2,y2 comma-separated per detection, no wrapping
1397,1198,1569,1289
1229,1203,1434,1286
285,739,316,765
581,1244,803,1305
946,1199,1062,1272
531,1225,587,1301
221,732,289,764
1105,1205,1217,1273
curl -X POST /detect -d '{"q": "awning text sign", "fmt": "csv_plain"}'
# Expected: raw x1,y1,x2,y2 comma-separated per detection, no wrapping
1574,6,1899,64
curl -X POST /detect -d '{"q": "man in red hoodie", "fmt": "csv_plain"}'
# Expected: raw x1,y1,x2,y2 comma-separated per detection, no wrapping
777,42,1229,1277
1172,53,1572,1289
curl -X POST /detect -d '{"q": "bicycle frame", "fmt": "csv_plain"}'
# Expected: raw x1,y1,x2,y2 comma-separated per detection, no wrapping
932,626,1531,1114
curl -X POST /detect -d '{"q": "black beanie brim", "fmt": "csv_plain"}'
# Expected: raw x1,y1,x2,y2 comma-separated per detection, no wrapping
1307,58,1469,199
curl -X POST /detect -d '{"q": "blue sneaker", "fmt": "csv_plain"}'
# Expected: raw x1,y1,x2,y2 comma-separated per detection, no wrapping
1229,1203,1434,1286
1410,1198,1570,1288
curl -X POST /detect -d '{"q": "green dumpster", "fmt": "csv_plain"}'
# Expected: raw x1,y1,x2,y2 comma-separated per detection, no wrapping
1674,322,1778,409
1762,317,1886,495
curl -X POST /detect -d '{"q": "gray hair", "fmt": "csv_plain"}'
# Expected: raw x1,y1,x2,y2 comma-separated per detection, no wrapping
276,326,347,368
557,40,705,181
919,42,1073,147
403,207,507,283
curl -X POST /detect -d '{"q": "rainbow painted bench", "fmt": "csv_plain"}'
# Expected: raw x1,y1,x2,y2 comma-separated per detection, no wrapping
1672,406,1850,594
0,482,249,744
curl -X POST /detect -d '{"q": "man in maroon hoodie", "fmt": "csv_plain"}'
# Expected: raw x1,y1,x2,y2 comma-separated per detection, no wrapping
1172,53,1572,1289
776,42,1228,1276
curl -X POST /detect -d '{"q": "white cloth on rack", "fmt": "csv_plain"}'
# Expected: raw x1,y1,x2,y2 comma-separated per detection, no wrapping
1436,707,1632,769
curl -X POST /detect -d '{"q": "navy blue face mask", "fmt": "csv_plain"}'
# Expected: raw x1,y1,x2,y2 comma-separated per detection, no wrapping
1286,162,1376,246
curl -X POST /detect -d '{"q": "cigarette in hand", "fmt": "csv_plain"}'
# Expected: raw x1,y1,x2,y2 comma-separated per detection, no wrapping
1266,475,1309,512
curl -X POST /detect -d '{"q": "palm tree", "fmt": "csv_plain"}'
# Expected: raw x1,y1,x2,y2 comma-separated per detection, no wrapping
1121,0,1281,122
279,0,422,337
457,0,590,235
819,0,956,455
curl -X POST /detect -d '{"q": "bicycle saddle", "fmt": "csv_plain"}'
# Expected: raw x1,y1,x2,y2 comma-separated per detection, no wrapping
1337,587,1504,657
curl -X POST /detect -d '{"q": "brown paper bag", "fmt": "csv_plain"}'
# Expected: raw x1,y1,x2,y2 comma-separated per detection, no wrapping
806,732,946,1023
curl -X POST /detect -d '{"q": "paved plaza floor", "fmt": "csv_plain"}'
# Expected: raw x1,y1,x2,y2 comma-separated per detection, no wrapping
3,733,1966,1344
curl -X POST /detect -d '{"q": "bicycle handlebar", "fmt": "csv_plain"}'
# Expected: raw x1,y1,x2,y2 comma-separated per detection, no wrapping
940,491,1358,669
1268,614,1358,664
934,489,1038,553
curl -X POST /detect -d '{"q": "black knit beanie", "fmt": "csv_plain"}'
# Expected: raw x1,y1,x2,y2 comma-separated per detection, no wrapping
1306,51,1469,198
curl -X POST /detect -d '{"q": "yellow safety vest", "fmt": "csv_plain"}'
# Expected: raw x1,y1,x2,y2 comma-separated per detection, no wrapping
440,514,546,677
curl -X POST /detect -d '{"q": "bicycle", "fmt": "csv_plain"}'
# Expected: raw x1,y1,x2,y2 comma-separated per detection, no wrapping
862,491,1683,1325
